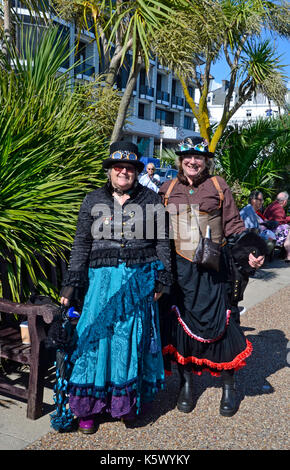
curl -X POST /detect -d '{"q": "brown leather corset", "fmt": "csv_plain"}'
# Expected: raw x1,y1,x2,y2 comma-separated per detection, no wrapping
164,177,224,262
168,206,223,262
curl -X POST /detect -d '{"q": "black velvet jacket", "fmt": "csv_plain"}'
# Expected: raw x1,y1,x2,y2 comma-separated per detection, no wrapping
61,182,172,300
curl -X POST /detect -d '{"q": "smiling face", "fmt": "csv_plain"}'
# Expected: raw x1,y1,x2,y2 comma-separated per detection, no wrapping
181,153,206,183
110,163,136,191
147,165,155,176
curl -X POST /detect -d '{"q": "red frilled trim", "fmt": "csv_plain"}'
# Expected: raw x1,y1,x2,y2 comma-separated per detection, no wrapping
162,339,253,377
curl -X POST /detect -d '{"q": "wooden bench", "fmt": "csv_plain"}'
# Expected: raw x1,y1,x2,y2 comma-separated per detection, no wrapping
0,299,57,419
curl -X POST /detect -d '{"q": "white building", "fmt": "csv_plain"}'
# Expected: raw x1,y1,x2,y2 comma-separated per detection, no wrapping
207,80,284,126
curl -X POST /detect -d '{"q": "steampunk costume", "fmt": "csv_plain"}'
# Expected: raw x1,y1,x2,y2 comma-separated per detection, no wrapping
159,173,252,373
158,139,265,416
60,142,172,429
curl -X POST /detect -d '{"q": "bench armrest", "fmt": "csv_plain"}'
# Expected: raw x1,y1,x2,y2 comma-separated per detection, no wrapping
0,299,57,324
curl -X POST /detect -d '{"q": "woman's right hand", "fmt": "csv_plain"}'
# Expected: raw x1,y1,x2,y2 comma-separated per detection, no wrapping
60,296,70,306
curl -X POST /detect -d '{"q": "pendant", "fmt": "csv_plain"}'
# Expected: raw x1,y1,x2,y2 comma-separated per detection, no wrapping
189,188,194,195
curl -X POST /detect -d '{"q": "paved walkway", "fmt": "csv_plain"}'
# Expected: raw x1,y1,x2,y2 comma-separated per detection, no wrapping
0,258,289,450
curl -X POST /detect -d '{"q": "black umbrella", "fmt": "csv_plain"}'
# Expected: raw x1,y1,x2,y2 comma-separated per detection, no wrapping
46,305,80,432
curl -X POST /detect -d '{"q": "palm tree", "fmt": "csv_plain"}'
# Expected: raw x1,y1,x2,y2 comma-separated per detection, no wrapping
52,0,188,142
0,27,107,301
153,0,289,152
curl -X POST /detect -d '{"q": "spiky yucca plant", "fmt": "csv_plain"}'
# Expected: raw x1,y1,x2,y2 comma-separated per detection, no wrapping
0,28,108,301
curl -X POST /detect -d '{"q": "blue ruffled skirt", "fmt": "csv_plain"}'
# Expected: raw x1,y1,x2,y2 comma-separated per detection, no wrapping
68,261,165,419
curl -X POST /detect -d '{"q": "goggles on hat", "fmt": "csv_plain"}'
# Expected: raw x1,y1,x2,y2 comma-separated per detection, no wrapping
110,150,138,161
179,140,209,153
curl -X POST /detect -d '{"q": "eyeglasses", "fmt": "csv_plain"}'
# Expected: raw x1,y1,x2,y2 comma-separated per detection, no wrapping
111,151,138,161
256,198,264,202
147,168,154,171
112,165,135,174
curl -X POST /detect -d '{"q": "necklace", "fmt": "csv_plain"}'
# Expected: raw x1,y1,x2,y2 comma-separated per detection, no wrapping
189,188,195,195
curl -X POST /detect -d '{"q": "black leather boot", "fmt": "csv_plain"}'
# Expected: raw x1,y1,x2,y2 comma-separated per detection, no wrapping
220,370,237,417
177,364,194,413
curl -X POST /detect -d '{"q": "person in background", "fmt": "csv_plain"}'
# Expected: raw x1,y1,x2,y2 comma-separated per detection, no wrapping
139,163,160,192
263,192,290,263
158,137,265,418
60,142,172,434
240,190,276,256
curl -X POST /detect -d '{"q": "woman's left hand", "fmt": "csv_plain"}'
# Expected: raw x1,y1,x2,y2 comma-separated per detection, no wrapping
248,253,265,269
154,292,163,302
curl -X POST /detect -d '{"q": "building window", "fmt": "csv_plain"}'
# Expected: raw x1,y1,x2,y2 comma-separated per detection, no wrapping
140,69,146,87
76,41,86,64
184,115,193,130
188,86,194,98
172,79,177,96
138,103,145,119
157,74,162,91
155,108,174,125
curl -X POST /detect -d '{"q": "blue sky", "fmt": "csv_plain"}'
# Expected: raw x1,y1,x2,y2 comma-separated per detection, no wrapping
210,35,290,91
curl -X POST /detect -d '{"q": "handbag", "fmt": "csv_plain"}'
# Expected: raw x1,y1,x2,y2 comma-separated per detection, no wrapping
193,225,221,272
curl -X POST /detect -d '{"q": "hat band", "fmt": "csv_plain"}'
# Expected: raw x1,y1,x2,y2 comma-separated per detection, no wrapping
110,150,138,161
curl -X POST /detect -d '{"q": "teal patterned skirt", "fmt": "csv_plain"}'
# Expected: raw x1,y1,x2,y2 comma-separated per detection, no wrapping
68,261,165,419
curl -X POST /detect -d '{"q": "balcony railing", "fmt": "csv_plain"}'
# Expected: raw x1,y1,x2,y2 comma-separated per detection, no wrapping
156,90,170,105
172,95,184,109
139,85,154,100
157,63,169,71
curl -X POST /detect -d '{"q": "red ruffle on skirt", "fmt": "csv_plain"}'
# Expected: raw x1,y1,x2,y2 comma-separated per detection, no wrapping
163,339,253,377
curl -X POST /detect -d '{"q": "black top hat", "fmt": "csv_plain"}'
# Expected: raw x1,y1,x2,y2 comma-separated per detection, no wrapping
175,137,214,158
102,141,144,173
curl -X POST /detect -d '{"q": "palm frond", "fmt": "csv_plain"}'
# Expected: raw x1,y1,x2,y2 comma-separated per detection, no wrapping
215,116,290,206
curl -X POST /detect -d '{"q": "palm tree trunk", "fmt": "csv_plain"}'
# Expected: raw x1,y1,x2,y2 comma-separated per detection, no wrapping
3,0,12,59
110,61,142,144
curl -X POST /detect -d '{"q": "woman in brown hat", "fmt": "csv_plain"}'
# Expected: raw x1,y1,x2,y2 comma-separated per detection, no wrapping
59,141,172,433
159,137,265,417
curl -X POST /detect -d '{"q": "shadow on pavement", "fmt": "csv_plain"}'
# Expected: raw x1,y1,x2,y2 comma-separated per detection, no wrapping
123,327,289,428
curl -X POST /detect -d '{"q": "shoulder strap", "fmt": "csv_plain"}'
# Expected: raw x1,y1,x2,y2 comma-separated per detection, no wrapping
164,178,178,207
164,176,223,209
211,176,224,209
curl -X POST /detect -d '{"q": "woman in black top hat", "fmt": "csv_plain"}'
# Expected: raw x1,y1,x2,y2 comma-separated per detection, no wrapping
60,141,172,433
158,137,265,417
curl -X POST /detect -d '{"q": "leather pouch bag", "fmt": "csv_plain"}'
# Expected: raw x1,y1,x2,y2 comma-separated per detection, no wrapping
193,226,221,271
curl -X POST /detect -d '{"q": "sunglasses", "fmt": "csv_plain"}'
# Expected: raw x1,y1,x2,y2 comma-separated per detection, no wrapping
112,165,135,174
111,151,138,161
